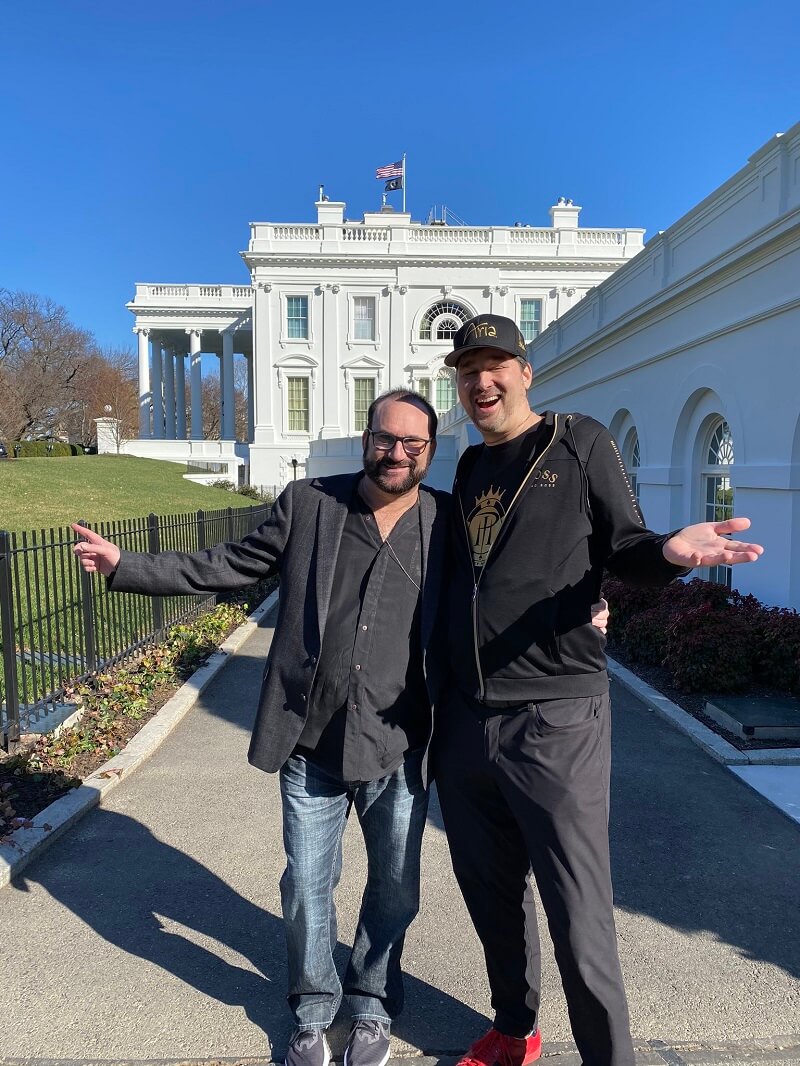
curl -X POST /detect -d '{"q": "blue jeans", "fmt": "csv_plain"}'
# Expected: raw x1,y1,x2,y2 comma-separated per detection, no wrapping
279,749,428,1030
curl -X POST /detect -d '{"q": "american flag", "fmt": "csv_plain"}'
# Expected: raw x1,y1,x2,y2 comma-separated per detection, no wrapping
375,160,403,180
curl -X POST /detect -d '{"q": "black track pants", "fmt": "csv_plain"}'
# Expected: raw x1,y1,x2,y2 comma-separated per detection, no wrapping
434,689,635,1066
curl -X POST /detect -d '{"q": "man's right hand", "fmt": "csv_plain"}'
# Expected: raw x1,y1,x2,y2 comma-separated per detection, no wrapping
71,524,121,577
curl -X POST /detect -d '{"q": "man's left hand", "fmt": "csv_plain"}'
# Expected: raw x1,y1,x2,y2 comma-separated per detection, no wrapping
591,597,609,634
663,517,764,569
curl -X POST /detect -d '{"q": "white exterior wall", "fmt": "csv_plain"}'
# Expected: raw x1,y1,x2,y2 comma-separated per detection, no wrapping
514,124,800,609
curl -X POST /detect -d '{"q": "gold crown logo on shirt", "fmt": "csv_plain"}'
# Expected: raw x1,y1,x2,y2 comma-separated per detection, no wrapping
474,486,505,510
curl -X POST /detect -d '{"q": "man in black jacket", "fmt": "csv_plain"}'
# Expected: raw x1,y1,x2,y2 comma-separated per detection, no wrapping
73,390,450,1066
435,315,763,1066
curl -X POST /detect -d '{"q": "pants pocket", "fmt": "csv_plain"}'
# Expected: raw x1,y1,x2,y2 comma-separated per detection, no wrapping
533,694,601,730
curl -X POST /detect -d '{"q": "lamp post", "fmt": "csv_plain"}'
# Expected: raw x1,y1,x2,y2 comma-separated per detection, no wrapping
291,457,298,480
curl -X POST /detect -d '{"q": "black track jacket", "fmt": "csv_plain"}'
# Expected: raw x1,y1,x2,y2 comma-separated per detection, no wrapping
447,410,689,703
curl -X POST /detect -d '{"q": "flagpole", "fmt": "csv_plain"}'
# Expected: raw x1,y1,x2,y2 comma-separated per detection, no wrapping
402,153,406,213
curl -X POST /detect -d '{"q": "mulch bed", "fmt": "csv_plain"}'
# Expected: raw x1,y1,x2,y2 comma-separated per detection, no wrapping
1,577,278,841
1,673,193,837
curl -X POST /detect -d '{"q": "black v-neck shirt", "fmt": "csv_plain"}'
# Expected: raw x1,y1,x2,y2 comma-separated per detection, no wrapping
295,478,428,782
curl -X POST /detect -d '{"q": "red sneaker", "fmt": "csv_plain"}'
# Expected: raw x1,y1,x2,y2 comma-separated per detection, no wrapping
456,1028,542,1066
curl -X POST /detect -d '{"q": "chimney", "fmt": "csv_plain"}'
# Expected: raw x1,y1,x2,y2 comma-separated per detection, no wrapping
549,197,581,229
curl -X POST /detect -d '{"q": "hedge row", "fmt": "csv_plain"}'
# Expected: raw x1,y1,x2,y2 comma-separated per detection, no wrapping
602,576,800,694
2,440,86,457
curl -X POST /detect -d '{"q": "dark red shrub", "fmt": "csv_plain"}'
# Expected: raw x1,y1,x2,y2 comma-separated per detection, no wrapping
754,607,800,692
664,602,754,693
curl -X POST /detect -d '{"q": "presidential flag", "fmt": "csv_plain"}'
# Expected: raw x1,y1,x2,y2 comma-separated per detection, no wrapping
376,160,403,180
384,177,403,192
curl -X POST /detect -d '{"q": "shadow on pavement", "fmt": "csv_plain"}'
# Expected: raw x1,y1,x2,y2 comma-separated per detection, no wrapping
608,683,800,980
12,807,487,1054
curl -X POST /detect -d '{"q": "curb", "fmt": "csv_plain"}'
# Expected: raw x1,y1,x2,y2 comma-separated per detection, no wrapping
608,656,800,767
0,589,279,890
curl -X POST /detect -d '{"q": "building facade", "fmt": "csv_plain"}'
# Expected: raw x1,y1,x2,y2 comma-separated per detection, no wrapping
440,124,800,609
126,198,644,487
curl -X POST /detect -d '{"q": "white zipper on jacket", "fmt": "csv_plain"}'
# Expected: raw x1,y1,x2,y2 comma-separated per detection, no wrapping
458,413,562,702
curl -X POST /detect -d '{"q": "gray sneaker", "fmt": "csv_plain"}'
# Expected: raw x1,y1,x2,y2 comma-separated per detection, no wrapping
286,1028,331,1066
344,1019,391,1066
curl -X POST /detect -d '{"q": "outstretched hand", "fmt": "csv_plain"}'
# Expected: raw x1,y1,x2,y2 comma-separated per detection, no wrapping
71,523,121,577
663,517,763,569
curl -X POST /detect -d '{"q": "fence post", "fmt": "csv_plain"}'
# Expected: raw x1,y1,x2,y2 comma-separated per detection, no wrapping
226,506,234,541
77,518,98,677
148,513,165,637
0,531,21,751
197,510,206,551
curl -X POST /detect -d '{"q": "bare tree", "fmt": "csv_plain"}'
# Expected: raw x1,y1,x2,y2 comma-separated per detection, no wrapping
68,346,139,447
234,357,249,442
201,372,221,440
0,289,94,441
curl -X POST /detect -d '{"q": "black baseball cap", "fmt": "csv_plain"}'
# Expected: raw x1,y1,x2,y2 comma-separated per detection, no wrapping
445,313,528,368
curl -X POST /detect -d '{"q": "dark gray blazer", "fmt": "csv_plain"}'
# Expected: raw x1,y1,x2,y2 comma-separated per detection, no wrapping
109,473,451,782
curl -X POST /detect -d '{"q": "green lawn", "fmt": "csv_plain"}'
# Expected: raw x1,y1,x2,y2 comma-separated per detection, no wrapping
0,455,256,533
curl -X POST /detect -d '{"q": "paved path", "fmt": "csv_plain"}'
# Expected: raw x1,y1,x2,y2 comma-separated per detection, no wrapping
1,607,798,1064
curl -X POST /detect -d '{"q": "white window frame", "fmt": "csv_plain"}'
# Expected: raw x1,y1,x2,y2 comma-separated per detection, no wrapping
280,292,314,347
415,376,432,402
515,295,544,344
351,374,378,433
348,293,380,346
282,371,313,437
416,300,472,343
433,366,457,414
701,418,734,588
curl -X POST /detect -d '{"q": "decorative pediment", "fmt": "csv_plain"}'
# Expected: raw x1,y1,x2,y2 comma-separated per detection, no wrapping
340,354,385,371
273,352,319,369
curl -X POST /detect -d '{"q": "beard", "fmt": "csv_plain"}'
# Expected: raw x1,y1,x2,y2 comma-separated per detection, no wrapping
363,452,427,494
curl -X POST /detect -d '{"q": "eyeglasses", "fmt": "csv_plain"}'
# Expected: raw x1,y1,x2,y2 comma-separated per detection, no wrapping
367,429,432,456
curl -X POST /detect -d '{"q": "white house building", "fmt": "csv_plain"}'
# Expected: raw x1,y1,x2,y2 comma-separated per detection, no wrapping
126,198,645,488
440,123,800,609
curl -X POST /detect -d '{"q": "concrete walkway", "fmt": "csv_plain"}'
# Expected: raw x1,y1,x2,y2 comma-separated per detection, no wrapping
1,604,799,1065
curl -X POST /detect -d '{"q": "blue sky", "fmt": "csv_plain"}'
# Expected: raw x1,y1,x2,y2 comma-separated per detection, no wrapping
1,0,798,351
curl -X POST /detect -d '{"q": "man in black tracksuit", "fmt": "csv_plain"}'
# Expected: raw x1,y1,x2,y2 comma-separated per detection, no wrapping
434,315,763,1066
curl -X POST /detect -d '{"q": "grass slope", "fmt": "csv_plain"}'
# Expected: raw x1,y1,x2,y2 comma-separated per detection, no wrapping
0,456,256,533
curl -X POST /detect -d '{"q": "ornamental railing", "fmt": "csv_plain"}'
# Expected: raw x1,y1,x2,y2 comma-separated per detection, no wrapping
0,503,271,746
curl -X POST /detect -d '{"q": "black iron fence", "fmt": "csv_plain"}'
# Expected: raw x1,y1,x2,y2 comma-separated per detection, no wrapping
0,503,271,746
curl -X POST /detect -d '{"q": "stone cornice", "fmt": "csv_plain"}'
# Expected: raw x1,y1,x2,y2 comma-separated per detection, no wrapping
241,253,628,272
126,305,253,320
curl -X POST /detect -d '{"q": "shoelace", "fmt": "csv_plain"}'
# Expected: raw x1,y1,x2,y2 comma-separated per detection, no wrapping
355,1020,386,1043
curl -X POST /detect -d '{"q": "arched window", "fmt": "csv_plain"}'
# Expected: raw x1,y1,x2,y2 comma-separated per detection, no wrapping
419,301,470,341
623,428,641,504
703,419,734,587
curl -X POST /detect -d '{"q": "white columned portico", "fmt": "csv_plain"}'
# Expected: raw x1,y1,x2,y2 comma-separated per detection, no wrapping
163,346,176,439
174,351,187,438
136,328,151,438
188,329,203,439
221,330,235,439
151,336,164,439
